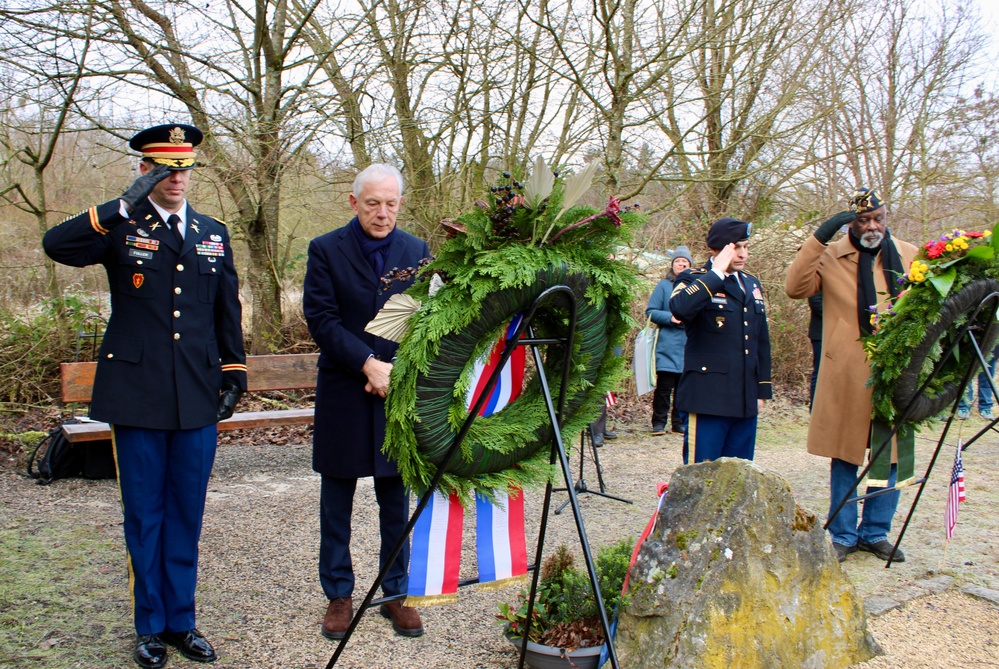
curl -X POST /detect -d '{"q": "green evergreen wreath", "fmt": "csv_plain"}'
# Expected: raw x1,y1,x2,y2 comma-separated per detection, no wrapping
865,226,999,426
383,163,642,496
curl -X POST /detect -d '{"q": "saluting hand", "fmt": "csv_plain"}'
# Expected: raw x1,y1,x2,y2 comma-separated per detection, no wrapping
713,243,738,274
121,164,171,211
362,357,393,398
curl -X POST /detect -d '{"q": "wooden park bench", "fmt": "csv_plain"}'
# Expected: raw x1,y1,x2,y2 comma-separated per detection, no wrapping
58,354,319,442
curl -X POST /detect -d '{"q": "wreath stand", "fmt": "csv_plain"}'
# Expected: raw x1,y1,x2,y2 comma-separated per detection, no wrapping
325,285,621,669
553,425,632,515
826,288,999,567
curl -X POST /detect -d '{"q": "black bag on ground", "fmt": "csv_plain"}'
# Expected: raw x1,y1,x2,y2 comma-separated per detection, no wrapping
27,422,116,485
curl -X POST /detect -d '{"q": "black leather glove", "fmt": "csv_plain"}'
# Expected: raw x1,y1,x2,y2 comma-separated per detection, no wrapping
814,210,856,244
121,164,171,211
217,382,243,422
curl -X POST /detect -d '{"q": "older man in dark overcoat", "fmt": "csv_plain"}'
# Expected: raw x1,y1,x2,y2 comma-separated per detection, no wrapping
303,164,430,640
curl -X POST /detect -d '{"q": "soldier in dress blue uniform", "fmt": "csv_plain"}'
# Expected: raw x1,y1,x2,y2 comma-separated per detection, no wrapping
43,124,246,669
668,218,772,463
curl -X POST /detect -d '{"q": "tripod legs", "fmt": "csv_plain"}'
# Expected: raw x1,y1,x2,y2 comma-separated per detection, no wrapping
554,428,632,515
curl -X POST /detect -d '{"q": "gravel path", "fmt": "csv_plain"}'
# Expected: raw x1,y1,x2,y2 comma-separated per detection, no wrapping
2,401,997,668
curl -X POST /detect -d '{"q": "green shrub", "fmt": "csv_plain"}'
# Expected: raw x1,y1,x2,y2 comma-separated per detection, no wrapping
0,293,102,406
497,537,634,649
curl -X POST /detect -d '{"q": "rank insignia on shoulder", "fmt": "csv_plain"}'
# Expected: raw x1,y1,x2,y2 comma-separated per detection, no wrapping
144,214,153,220
132,273,144,289
670,283,685,297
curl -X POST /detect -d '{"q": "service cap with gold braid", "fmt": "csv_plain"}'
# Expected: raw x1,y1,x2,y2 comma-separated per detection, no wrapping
129,123,203,170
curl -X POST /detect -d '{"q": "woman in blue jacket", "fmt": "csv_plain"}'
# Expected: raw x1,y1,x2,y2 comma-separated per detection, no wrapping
645,246,691,435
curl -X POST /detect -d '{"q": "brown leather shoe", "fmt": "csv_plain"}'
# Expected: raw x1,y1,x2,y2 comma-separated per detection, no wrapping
379,601,424,637
322,597,353,640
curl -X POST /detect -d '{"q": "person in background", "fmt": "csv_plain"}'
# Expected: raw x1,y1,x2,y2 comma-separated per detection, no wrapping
957,342,999,420
589,406,616,446
43,123,246,668
808,292,823,409
303,163,431,641
669,221,772,462
646,246,692,436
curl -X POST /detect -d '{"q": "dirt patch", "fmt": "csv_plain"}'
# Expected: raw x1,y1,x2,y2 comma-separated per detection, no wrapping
1,399,997,668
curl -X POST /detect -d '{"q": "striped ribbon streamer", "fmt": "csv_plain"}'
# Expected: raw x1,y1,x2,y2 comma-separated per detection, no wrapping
407,316,527,605
475,488,528,592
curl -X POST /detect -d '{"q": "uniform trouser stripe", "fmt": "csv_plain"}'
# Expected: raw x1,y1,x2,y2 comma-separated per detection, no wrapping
684,414,758,464
112,424,217,634
110,427,137,624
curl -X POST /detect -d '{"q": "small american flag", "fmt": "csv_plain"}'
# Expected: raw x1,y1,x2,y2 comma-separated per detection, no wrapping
605,391,617,408
945,439,966,539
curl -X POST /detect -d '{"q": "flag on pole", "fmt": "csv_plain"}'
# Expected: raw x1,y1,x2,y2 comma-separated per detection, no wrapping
605,391,617,408
945,439,966,539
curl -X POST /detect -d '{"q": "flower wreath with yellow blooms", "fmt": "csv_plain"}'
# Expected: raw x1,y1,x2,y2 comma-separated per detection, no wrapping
864,225,999,426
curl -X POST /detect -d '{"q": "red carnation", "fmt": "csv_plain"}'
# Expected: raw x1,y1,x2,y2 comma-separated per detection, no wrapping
926,241,947,259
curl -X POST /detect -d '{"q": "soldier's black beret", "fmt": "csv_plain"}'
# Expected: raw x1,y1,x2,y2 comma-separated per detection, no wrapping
706,217,752,250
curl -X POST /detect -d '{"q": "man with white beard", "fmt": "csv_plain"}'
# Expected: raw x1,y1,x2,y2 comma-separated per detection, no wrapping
785,188,917,563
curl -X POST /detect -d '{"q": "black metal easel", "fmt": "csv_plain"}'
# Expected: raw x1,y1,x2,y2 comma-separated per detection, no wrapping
325,285,621,669
826,290,999,567
553,425,632,515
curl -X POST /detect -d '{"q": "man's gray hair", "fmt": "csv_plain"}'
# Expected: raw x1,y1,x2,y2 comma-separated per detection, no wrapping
353,164,404,198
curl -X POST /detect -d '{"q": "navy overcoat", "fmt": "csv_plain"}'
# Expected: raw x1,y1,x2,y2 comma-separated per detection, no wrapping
303,220,430,478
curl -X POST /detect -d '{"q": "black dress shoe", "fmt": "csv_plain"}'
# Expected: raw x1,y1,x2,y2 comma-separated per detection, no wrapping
133,634,167,669
857,539,905,562
161,629,217,663
592,434,604,447
833,542,857,563
602,430,618,440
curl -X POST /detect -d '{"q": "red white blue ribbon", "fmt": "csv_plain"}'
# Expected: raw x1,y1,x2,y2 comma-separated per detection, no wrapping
475,488,528,591
407,316,528,605
464,315,526,415
405,490,464,606
600,483,668,666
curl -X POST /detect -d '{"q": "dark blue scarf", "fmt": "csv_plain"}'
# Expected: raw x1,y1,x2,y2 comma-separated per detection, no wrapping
348,216,395,278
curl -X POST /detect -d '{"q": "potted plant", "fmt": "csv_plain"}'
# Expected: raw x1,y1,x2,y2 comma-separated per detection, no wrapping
497,538,633,668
